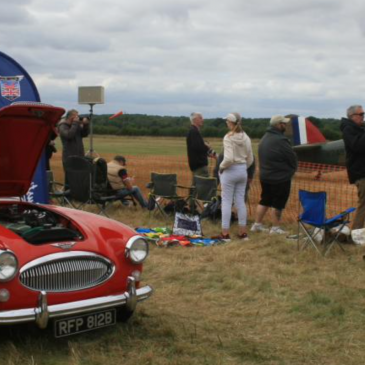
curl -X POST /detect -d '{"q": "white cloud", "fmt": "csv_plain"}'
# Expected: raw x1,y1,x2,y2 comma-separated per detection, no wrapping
1,0,365,118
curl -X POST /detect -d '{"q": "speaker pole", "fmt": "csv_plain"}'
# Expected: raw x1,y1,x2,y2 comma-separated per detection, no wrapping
88,103,95,156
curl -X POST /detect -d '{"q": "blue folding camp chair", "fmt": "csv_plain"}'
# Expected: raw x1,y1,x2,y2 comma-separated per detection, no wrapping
298,190,356,256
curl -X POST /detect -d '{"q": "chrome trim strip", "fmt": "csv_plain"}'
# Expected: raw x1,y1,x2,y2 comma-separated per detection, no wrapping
0,283,153,327
20,252,113,273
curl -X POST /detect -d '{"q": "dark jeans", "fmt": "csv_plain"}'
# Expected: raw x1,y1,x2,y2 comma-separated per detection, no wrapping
115,186,147,208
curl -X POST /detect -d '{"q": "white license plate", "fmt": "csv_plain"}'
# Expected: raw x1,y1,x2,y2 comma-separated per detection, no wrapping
54,309,116,338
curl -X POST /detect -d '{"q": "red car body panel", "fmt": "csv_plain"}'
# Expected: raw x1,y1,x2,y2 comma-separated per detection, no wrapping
0,104,152,333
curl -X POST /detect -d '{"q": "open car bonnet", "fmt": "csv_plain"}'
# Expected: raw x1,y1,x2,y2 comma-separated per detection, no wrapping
0,103,65,197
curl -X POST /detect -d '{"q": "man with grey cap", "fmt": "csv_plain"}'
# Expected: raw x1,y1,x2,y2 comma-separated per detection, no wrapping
251,115,297,234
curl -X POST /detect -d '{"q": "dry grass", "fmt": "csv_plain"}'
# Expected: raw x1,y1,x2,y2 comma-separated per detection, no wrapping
1,205,365,365
1,136,364,364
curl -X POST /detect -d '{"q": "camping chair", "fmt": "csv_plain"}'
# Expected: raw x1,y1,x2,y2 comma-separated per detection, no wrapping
298,190,355,256
147,172,188,218
46,170,74,208
64,156,122,217
92,157,136,213
64,156,94,209
190,176,220,219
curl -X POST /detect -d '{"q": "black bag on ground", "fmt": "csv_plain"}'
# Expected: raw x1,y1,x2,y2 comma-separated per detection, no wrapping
164,199,189,214
201,196,221,220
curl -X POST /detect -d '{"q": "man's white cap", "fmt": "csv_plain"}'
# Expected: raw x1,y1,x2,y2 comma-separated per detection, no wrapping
224,113,238,123
270,115,291,126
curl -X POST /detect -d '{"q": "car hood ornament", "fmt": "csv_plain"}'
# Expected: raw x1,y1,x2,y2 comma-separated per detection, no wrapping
51,242,77,250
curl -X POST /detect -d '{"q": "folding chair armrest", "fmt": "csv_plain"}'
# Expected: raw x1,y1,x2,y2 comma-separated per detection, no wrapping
176,184,191,190
325,207,356,225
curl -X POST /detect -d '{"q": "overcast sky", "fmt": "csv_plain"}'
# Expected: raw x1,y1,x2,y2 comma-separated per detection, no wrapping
1,0,365,118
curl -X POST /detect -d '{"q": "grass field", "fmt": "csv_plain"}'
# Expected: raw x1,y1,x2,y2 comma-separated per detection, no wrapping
1,135,364,365
55,135,259,156
55,135,226,157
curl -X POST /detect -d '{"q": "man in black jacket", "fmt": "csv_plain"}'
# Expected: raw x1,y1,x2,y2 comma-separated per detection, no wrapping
340,104,365,229
251,115,298,234
186,112,216,179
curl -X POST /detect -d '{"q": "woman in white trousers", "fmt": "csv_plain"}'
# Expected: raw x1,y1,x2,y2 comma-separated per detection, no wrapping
214,112,254,241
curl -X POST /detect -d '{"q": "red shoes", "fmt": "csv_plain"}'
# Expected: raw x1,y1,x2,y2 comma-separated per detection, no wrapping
237,233,249,241
211,233,231,241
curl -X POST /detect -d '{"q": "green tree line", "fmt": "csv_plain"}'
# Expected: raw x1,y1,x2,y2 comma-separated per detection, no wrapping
90,114,342,140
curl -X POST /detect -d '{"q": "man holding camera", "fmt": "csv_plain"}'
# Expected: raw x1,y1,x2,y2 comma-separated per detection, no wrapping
58,109,90,187
186,112,217,179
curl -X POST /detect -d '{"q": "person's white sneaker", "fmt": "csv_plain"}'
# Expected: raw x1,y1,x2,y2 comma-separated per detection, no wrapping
269,227,287,235
250,223,269,232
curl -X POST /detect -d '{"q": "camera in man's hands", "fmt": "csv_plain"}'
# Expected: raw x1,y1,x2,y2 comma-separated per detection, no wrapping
77,115,90,125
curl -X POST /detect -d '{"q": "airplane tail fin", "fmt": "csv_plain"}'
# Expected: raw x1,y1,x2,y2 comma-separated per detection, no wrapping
289,116,326,146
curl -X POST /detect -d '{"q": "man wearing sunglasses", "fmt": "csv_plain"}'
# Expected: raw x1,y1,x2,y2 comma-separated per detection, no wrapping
340,105,365,229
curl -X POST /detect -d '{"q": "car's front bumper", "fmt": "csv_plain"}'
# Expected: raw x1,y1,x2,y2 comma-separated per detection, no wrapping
0,277,152,328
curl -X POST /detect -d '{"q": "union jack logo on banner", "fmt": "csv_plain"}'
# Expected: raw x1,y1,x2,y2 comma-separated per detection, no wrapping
0,75,24,101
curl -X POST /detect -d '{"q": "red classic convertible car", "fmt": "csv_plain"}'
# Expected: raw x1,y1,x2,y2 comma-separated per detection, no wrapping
0,103,152,337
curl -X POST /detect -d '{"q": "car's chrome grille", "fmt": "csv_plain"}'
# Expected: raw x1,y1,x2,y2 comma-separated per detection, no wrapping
19,252,115,292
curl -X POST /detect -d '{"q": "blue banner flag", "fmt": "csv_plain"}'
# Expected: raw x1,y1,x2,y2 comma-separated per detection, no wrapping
0,51,49,204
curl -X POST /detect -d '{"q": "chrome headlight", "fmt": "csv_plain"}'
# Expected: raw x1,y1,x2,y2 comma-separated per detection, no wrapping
0,250,18,282
125,236,149,264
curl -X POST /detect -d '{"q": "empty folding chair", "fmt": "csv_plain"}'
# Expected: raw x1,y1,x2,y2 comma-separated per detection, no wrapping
64,156,94,209
64,156,121,217
298,190,355,256
147,172,188,217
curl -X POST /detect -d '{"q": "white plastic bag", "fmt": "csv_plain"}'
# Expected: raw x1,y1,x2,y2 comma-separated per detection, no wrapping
313,227,324,243
351,228,365,245
330,225,351,236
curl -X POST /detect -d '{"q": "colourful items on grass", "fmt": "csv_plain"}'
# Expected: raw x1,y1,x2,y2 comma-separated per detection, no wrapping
135,227,223,247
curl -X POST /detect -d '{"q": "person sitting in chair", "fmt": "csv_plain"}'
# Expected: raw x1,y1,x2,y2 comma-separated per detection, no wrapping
107,155,148,208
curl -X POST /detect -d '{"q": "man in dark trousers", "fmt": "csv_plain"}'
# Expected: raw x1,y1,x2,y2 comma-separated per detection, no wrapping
340,104,365,230
186,112,216,179
58,109,90,187
251,115,297,235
